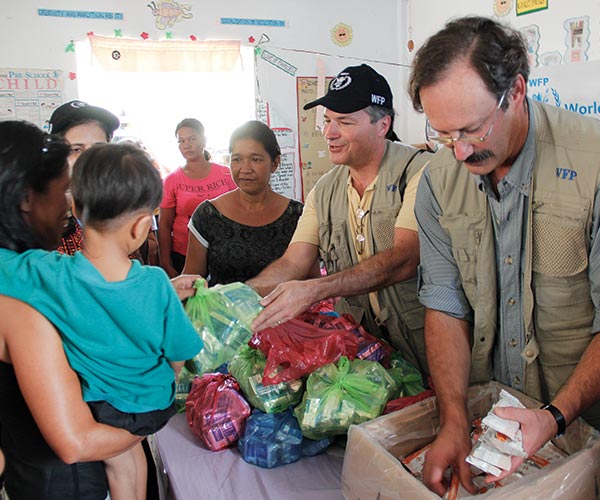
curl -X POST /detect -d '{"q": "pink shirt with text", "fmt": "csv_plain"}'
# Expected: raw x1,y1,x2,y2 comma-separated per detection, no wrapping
160,164,236,255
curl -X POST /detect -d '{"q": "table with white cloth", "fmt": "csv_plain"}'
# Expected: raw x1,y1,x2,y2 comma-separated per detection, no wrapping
151,413,345,500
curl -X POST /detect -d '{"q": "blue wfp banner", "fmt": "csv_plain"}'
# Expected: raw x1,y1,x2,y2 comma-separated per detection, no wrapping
528,61,600,119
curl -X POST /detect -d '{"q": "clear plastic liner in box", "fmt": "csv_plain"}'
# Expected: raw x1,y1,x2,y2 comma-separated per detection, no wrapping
341,381,600,500
184,280,263,375
238,408,332,468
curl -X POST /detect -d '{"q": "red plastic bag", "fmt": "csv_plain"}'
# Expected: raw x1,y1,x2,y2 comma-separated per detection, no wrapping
383,389,436,415
249,318,360,386
185,373,251,451
297,312,393,366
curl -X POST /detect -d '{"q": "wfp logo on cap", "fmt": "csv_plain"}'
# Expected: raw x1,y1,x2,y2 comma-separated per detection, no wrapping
371,94,386,105
330,73,352,91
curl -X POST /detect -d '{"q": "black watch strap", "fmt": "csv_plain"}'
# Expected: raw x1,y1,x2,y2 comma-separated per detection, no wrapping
540,403,566,438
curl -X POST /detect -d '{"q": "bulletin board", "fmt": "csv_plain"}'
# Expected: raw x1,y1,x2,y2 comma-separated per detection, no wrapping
297,76,333,199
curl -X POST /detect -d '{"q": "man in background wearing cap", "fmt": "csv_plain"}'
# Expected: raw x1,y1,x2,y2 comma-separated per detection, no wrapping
48,100,120,255
249,64,432,375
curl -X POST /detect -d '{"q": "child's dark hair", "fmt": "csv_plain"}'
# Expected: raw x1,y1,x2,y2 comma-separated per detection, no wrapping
71,143,162,229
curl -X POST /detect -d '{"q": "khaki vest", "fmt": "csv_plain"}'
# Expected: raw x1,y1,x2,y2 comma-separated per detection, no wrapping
428,101,600,425
314,141,431,375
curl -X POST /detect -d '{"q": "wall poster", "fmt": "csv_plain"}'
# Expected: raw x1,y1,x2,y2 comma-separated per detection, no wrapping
0,67,64,130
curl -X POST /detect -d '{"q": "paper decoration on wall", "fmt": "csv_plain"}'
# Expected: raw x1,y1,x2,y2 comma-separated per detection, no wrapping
147,0,192,30
69,72,77,80
516,0,547,16
493,0,513,17
258,48,297,76
564,17,590,63
330,23,353,47
0,67,64,129
539,51,563,66
65,40,75,53
114,29,122,37
220,18,285,27
140,32,149,40
190,35,197,41
38,9,123,20
520,25,540,68
256,98,270,126
166,32,173,39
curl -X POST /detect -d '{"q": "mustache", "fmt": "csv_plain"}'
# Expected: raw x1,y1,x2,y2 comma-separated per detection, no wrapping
464,150,494,164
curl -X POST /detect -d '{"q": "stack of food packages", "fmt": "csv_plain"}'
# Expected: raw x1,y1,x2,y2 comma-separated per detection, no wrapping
178,284,429,468
401,389,568,499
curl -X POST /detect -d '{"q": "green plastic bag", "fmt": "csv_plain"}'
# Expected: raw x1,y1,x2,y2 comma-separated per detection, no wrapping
228,346,303,414
184,279,262,375
294,356,395,439
386,353,425,399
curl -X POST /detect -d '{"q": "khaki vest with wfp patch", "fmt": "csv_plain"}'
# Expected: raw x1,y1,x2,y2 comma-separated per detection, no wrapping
427,100,600,426
313,141,431,376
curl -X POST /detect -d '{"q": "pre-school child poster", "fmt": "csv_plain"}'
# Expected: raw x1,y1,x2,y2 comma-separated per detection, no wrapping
0,67,64,130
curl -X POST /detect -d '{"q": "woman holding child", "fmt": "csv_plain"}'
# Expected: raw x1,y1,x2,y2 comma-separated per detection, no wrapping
0,120,200,500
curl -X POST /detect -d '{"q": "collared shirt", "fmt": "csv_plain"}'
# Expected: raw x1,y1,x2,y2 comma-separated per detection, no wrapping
292,166,422,313
481,107,536,390
416,101,536,390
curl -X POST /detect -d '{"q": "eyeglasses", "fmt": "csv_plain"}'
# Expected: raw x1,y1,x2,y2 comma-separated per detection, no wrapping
355,208,369,255
425,91,506,146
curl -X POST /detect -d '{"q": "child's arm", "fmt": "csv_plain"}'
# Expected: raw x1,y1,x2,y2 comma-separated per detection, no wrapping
170,361,184,376
3,298,142,464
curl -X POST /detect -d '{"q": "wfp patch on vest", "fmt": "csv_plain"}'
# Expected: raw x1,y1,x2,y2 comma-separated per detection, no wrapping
556,167,577,180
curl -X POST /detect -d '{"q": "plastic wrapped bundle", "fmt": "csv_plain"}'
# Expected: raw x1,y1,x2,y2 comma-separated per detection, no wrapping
211,281,263,331
174,365,196,413
386,352,426,399
228,346,303,414
298,311,393,366
295,356,396,440
184,280,263,375
249,318,361,385
238,409,332,468
185,373,251,451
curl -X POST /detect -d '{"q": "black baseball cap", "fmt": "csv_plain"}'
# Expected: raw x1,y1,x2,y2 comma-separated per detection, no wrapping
303,64,394,113
48,100,120,137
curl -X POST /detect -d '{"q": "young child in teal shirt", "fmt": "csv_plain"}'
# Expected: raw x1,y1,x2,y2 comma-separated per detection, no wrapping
0,143,203,500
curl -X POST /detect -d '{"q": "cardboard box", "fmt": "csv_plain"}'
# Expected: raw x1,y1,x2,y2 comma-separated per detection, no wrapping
341,381,600,499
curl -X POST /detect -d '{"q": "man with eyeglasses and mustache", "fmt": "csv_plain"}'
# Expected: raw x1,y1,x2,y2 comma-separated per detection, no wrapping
249,64,432,378
410,16,600,496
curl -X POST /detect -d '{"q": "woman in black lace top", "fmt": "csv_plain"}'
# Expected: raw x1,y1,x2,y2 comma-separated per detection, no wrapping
183,121,303,285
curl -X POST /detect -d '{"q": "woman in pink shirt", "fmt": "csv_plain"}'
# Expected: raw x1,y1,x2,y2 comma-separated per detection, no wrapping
158,118,236,277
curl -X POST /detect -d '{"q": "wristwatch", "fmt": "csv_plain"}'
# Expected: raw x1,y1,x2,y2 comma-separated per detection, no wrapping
540,403,566,438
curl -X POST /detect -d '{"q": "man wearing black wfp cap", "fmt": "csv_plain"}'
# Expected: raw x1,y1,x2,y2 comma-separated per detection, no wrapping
249,64,432,376
48,100,120,255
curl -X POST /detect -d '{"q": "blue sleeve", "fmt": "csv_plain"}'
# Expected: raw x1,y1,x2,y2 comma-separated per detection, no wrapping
414,167,473,321
588,187,600,334
160,275,203,361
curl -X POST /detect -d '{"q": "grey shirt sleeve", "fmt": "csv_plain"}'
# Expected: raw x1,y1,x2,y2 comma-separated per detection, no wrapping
414,167,474,322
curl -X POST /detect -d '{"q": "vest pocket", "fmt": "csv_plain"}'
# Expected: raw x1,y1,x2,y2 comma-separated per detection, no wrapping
533,271,594,398
438,214,486,302
318,219,352,273
532,198,589,277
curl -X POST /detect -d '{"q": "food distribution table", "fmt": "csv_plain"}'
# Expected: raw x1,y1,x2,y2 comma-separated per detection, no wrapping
151,413,345,500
